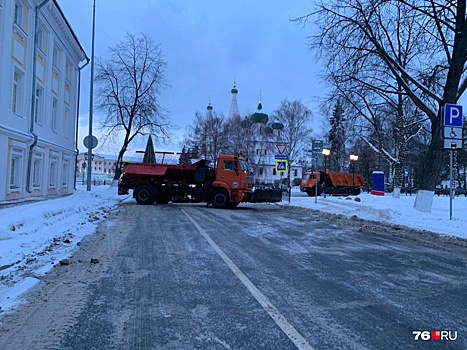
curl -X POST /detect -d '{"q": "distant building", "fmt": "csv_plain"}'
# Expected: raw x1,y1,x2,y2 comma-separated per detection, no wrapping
0,0,87,201
224,83,302,186
76,153,117,175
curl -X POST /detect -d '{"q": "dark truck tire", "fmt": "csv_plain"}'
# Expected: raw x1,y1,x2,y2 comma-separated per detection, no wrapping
306,184,321,197
211,189,229,209
134,184,156,205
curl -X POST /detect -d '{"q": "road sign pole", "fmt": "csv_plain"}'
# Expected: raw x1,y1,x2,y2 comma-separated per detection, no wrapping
315,166,318,204
450,149,453,220
280,172,283,201
443,104,463,219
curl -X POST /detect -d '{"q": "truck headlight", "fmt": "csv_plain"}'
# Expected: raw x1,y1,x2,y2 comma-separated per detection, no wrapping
232,181,239,188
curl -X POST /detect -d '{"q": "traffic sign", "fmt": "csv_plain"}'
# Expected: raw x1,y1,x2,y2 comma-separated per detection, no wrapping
275,160,288,173
276,144,288,155
275,155,288,160
444,104,463,127
444,127,462,140
444,139,463,150
83,135,98,149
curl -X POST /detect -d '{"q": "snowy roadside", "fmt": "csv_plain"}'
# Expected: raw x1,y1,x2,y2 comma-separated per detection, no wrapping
0,185,126,312
287,189,467,241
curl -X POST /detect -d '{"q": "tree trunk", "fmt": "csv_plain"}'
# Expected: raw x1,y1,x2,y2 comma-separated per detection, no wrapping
113,148,126,180
393,163,403,199
413,116,443,212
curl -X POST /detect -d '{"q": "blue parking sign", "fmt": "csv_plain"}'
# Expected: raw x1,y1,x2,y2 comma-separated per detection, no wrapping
444,104,463,127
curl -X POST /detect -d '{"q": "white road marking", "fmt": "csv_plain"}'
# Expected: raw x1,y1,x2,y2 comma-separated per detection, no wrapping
182,209,315,350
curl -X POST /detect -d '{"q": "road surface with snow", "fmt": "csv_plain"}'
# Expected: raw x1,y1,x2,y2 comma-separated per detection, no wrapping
0,201,465,349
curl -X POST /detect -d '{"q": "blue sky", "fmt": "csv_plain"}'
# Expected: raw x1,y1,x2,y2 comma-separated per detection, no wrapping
58,0,327,155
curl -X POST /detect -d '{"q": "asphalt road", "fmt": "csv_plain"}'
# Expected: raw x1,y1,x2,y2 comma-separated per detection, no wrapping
1,201,466,349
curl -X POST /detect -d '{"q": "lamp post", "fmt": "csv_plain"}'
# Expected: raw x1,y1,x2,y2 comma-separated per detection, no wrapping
350,154,358,187
322,148,330,198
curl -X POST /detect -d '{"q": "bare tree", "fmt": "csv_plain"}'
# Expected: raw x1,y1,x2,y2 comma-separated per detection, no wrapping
223,114,248,156
296,0,467,211
271,99,313,167
184,110,226,167
95,33,169,179
270,100,312,187
333,82,427,196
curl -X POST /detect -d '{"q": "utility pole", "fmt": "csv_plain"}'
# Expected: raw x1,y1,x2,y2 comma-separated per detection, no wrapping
87,0,96,191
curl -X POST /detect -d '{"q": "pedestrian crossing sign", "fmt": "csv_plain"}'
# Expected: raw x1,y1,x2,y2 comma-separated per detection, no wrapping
275,160,288,173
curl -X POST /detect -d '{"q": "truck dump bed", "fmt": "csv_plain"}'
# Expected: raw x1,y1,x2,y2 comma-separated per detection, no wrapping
122,159,208,182
325,171,364,187
321,171,364,195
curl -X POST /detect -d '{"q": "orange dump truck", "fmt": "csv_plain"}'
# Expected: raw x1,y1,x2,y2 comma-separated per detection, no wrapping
300,170,364,196
118,154,282,208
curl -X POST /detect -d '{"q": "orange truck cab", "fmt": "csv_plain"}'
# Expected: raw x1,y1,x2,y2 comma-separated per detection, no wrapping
300,171,321,196
212,155,255,207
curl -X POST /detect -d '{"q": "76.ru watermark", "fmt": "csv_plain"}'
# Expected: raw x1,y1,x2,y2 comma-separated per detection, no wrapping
413,331,458,341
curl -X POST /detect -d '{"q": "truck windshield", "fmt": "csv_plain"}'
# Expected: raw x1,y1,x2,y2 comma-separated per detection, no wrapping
239,160,250,173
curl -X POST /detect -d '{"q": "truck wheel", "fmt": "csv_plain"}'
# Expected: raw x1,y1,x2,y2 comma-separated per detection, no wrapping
211,189,229,209
134,184,156,205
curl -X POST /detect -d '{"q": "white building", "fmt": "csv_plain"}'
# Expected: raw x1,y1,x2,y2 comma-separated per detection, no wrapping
225,84,303,186
0,0,87,201
76,153,117,175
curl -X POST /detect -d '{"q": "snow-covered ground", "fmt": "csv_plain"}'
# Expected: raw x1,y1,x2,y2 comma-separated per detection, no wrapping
289,189,467,239
1,185,466,313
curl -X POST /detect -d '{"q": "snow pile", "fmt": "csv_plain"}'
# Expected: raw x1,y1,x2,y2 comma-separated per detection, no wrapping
289,190,467,239
0,186,123,311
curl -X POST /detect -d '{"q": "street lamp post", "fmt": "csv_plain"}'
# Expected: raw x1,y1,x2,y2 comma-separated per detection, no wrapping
350,154,359,187
322,148,330,198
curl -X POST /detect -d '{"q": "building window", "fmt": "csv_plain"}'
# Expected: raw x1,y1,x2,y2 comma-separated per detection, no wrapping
35,85,44,124
62,160,69,187
12,69,24,115
33,155,43,188
49,158,57,187
52,44,61,69
65,60,72,82
14,1,23,28
273,168,276,176
294,169,298,177
9,148,23,190
36,26,43,50
51,98,58,132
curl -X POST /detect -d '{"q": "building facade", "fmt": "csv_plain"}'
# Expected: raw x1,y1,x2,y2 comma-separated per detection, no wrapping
76,153,117,175
0,0,87,201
